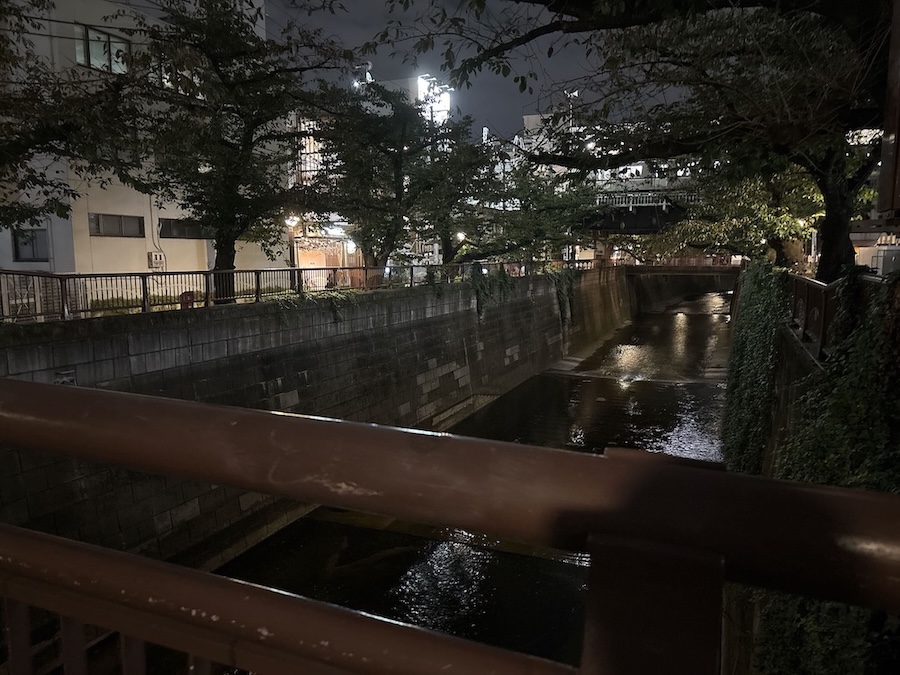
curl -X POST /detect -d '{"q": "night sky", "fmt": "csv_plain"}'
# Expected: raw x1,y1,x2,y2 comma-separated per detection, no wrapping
265,0,559,139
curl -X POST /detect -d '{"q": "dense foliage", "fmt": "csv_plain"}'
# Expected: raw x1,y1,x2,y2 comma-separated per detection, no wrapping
0,0,142,230
774,271,900,492
124,0,351,273
457,163,603,263
720,262,789,475
722,265,900,673
373,0,887,281
601,167,822,266
310,84,491,267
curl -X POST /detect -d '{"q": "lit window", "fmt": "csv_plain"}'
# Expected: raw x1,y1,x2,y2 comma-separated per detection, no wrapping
89,213,145,237
12,229,49,262
74,24,130,73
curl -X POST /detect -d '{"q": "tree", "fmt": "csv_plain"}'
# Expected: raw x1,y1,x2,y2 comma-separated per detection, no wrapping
309,83,488,268
412,132,499,264
604,166,823,267
375,1,889,282
454,162,602,262
123,0,350,296
0,0,142,231
682,168,822,268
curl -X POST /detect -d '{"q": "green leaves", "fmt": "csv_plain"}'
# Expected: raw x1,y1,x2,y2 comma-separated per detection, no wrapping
0,0,145,230
121,0,352,270
309,84,485,266
721,261,790,475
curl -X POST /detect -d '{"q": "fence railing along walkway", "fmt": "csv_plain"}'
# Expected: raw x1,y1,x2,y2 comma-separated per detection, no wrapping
0,258,744,325
0,379,899,674
0,262,572,325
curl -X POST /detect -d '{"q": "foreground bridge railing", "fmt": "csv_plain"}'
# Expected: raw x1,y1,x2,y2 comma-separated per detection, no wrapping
0,379,899,674
0,261,577,325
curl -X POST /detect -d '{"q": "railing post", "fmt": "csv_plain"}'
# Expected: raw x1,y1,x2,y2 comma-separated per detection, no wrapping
3,597,34,675
580,535,723,675
60,616,88,675
0,273,8,321
59,275,69,320
203,272,211,307
120,635,146,675
140,275,150,313
254,270,262,303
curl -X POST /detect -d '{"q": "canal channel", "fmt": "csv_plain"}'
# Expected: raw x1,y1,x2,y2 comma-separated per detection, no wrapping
216,291,734,666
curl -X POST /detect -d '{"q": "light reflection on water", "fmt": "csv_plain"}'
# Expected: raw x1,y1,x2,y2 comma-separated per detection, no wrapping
220,293,731,666
453,293,731,463
392,539,490,632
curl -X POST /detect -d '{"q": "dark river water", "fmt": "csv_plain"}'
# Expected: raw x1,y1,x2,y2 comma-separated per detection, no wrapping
217,292,733,666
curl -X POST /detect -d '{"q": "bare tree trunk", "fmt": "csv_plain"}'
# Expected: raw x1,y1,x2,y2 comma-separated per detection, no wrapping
440,234,456,265
801,145,878,284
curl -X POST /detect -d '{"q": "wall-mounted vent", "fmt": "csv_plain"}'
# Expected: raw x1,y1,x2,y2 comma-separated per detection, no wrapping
147,251,165,269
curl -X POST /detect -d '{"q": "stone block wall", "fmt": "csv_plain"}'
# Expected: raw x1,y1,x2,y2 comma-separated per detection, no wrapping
0,443,314,570
0,269,631,564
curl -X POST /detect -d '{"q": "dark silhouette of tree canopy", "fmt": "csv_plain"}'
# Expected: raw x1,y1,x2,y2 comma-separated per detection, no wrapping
457,162,603,262
309,83,492,267
374,0,891,281
123,0,351,289
0,0,144,231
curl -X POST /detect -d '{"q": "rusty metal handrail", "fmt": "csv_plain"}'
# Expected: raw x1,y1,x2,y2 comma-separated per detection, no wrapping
1,379,899,613
0,523,570,675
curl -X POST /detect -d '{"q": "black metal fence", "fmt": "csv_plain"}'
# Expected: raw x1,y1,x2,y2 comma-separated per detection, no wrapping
0,261,576,324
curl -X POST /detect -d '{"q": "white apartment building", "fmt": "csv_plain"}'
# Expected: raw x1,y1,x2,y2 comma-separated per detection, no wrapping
1,0,279,275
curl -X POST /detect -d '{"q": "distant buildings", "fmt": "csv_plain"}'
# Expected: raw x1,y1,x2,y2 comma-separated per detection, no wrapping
488,113,697,261
0,0,278,276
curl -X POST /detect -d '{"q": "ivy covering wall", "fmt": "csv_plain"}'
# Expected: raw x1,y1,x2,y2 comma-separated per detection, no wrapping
722,264,900,674
721,262,790,474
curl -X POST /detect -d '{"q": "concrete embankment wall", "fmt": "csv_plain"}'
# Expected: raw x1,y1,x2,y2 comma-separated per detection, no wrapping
0,267,631,567
627,270,740,313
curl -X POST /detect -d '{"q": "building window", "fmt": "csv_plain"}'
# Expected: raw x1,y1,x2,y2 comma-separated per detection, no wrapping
12,229,49,262
89,213,145,237
74,24,130,73
158,218,207,239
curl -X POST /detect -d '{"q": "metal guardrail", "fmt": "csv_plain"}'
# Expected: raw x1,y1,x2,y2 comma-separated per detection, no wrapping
0,259,745,324
0,262,572,324
611,256,739,267
787,273,882,360
1,380,899,673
